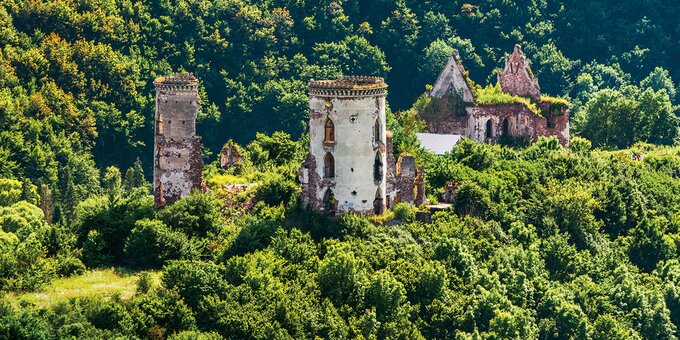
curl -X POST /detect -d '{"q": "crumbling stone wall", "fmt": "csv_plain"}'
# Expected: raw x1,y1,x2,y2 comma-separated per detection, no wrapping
220,141,244,169
423,103,569,146
423,44,570,147
153,74,204,207
498,45,541,100
300,77,388,215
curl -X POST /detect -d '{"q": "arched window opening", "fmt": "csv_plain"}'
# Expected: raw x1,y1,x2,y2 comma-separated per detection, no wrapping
373,118,381,144
324,152,335,179
546,111,555,128
324,189,337,215
485,119,493,139
324,118,335,144
502,118,509,136
373,187,384,215
374,152,383,183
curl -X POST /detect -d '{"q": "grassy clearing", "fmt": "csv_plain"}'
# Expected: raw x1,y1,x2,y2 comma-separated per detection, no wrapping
1,268,161,308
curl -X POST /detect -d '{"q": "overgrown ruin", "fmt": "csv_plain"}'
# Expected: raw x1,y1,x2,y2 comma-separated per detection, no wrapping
153,73,204,207
423,45,570,146
298,77,425,215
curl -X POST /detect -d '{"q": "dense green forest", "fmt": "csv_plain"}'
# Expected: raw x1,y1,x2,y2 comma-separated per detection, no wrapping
5,138,680,338
1,0,680,339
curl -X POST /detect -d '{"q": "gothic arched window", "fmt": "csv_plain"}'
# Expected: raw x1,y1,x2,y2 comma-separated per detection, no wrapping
486,119,493,139
324,118,335,144
374,152,383,183
324,152,335,179
373,118,381,144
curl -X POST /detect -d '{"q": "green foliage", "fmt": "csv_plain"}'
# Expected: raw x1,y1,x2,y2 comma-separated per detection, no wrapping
575,87,678,149
253,172,299,207
161,191,224,238
393,202,416,222
475,84,539,114
124,219,194,269
1,0,680,337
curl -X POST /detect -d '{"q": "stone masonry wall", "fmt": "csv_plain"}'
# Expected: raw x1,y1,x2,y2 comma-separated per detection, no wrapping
153,74,204,208
498,45,541,100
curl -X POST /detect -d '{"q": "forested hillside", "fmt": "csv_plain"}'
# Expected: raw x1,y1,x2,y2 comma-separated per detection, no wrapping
4,138,680,338
1,0,680,339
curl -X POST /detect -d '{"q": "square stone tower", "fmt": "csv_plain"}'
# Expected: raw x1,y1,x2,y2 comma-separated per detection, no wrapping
153,73,204,207
299,76,389,215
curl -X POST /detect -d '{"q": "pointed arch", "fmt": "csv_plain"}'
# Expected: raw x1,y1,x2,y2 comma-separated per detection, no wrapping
374,152,383,183
373,117,381,144
502,118,509,136
486,119,493,139
324,152,335,178
324,118,335,144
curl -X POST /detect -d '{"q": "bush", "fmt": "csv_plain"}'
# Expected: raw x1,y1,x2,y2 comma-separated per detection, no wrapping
124,219,193,269
393,203,416,222
161,192,224,238
253,172,299,206
136,272,153,294
56,255,86,277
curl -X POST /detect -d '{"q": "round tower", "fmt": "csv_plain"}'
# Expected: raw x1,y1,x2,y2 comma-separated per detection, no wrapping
153,73,203,207
300,76,388,215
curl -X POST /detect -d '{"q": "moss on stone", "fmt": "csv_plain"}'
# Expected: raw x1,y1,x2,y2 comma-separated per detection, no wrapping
475,84,540,115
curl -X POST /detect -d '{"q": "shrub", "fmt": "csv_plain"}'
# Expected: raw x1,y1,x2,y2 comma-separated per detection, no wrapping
136,272,152,294
393,202,416,222
124,219,193,269
253,172,299,206
162,192,224,238
56,255,86,277
82,230,113,268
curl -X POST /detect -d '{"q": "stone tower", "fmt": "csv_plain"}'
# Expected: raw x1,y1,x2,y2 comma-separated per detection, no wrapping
498,44,541,100
153,73,204,207
299,76,388,215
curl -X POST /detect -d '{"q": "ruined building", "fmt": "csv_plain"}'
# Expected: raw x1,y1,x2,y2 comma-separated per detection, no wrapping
299,76,425,215
153,73,204,207
423,45,570,146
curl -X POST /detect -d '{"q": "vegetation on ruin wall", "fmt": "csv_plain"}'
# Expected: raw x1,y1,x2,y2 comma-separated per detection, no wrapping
541,95,570,111
475,84,540,114
4,136,680,338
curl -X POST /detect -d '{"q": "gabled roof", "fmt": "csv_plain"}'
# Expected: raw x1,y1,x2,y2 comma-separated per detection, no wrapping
430,50,475,103
416,133,462,155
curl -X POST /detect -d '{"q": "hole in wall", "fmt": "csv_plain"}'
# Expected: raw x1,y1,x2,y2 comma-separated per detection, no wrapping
351,168,354,172
351,191,357,195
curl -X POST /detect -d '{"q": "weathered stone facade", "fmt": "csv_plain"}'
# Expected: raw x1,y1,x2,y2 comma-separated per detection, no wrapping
153,73,204,207
220,141,244,170
298,76,427,215
424,44,570,146
384,136,426,209
299,76,389,215
498,45,541,100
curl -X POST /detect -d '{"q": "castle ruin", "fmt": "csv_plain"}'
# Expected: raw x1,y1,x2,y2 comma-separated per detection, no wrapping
299,76,425,215
423,45,570,146
153,73,204,207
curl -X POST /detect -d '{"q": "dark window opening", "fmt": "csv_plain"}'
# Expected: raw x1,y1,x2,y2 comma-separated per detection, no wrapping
324,152,335,178
373,188,383,215
374,153,383,183
324,189,337,215
502,118,509,136
374,118,381,143
486,119,493,139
